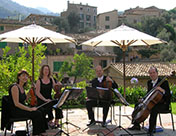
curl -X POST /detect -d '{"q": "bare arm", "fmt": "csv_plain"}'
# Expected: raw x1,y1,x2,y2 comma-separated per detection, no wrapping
11,85,37,111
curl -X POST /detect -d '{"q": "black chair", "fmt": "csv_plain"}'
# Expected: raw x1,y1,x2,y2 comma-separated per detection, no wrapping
158,92,175,131
1,95,30,136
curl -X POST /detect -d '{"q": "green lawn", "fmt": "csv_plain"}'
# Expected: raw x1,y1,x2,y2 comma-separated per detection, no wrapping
171,102,176,114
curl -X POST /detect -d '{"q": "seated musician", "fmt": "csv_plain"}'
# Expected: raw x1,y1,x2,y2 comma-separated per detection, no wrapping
128,66,171,136
8,70,48,136
86,65,118,127
35,65,63,128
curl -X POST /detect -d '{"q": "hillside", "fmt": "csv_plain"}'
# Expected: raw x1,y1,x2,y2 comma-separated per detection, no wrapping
0,0,50,19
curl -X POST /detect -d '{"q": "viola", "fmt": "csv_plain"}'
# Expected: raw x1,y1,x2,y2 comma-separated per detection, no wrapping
28,76,37,106
54,84,62,99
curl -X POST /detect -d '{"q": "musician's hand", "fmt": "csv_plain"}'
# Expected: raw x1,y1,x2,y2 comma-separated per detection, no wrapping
56,81,62,86
138,98,143,102
156,87,165,93
45,99,52,102
106,76,113,82
30,107,37,111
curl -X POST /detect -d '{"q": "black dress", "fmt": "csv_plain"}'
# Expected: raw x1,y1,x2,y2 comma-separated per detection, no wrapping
8,84,47,135
37,78,63,122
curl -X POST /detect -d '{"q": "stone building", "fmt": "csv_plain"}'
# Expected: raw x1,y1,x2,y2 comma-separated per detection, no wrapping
23,14,58,27
61,1,97,30
120,6,164,24
97,10,118,30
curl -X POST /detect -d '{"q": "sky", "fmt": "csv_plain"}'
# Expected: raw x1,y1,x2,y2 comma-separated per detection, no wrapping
12,0,176,14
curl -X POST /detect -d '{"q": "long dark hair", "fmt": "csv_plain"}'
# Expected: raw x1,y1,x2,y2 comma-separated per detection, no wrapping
17,70,29,87
39,65,51,79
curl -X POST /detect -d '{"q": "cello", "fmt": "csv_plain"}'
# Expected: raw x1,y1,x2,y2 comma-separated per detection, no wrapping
132,72,174,124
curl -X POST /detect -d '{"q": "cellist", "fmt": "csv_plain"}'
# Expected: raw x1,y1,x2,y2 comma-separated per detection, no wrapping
128,66,171,136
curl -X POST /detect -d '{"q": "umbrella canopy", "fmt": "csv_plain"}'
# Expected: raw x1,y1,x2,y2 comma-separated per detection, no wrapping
0,24,76,45
82,24,166,98
0,24,76,81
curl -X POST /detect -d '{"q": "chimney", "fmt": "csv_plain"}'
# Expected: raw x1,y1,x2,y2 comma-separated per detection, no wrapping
18,14,21,22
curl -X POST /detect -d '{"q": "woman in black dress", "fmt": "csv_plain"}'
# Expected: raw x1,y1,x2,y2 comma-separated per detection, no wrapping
8,70,48,136
35,65,63,128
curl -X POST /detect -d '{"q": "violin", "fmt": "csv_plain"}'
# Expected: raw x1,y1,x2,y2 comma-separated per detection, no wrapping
97,78,113,100
28,76,37,106
54,84,62,99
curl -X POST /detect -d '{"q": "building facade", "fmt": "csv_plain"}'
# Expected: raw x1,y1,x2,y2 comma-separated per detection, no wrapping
61,1,97,30
120,6,164,24
97,10,118,30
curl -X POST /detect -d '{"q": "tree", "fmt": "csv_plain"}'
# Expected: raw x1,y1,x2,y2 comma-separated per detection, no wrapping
164,24,176,42
52,17,70,33
137,46,159,59
67,12,80,33
160,41,176,61
59,53,95,84
0,44,46,95
113,46,123,62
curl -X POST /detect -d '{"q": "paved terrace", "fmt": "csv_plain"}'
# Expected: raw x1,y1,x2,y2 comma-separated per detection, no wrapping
0,106,176,136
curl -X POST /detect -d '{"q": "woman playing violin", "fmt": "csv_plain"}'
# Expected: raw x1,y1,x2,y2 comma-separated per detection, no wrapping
8,70,48,136
35,65,63,128
128,66,171,136
86,65,118,127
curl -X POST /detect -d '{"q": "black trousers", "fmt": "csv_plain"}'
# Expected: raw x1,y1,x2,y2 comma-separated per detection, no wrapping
148,103,168,132
12,107,48,135
86,99,110,122
38,99,63,121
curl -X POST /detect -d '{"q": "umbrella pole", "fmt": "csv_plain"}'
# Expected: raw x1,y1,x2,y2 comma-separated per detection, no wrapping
32,48,34,82
123,50,126,99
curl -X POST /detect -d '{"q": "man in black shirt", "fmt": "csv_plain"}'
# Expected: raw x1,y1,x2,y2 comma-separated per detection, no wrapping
128,66,171,136
86,65,118,127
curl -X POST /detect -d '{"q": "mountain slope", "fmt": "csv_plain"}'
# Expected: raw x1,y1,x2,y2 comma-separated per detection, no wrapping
0,0,44,18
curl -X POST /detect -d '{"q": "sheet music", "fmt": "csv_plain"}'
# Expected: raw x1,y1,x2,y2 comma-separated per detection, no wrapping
96,87,109,90
53,89,70,108
113,88,129,106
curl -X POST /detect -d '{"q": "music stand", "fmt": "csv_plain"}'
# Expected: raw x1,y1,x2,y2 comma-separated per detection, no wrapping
102,88,133,136
82,86,113,133
53,88,83,135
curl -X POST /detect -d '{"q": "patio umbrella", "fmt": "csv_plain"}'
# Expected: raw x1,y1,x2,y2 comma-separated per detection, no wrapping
0,24,76,81
81,24,166,98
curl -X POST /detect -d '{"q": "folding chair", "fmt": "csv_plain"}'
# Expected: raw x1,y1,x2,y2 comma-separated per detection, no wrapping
158,91,175,131
1,95,30,136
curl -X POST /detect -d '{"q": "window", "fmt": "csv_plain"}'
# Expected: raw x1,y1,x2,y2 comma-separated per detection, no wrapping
105,25,110,29
0,26,4,31
86,23,91,27
0,42,7,48
86,15,91,21
101,60,107,68
94,16,96,22
105,16,110,21
53,61,64,72
80,14,84,20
